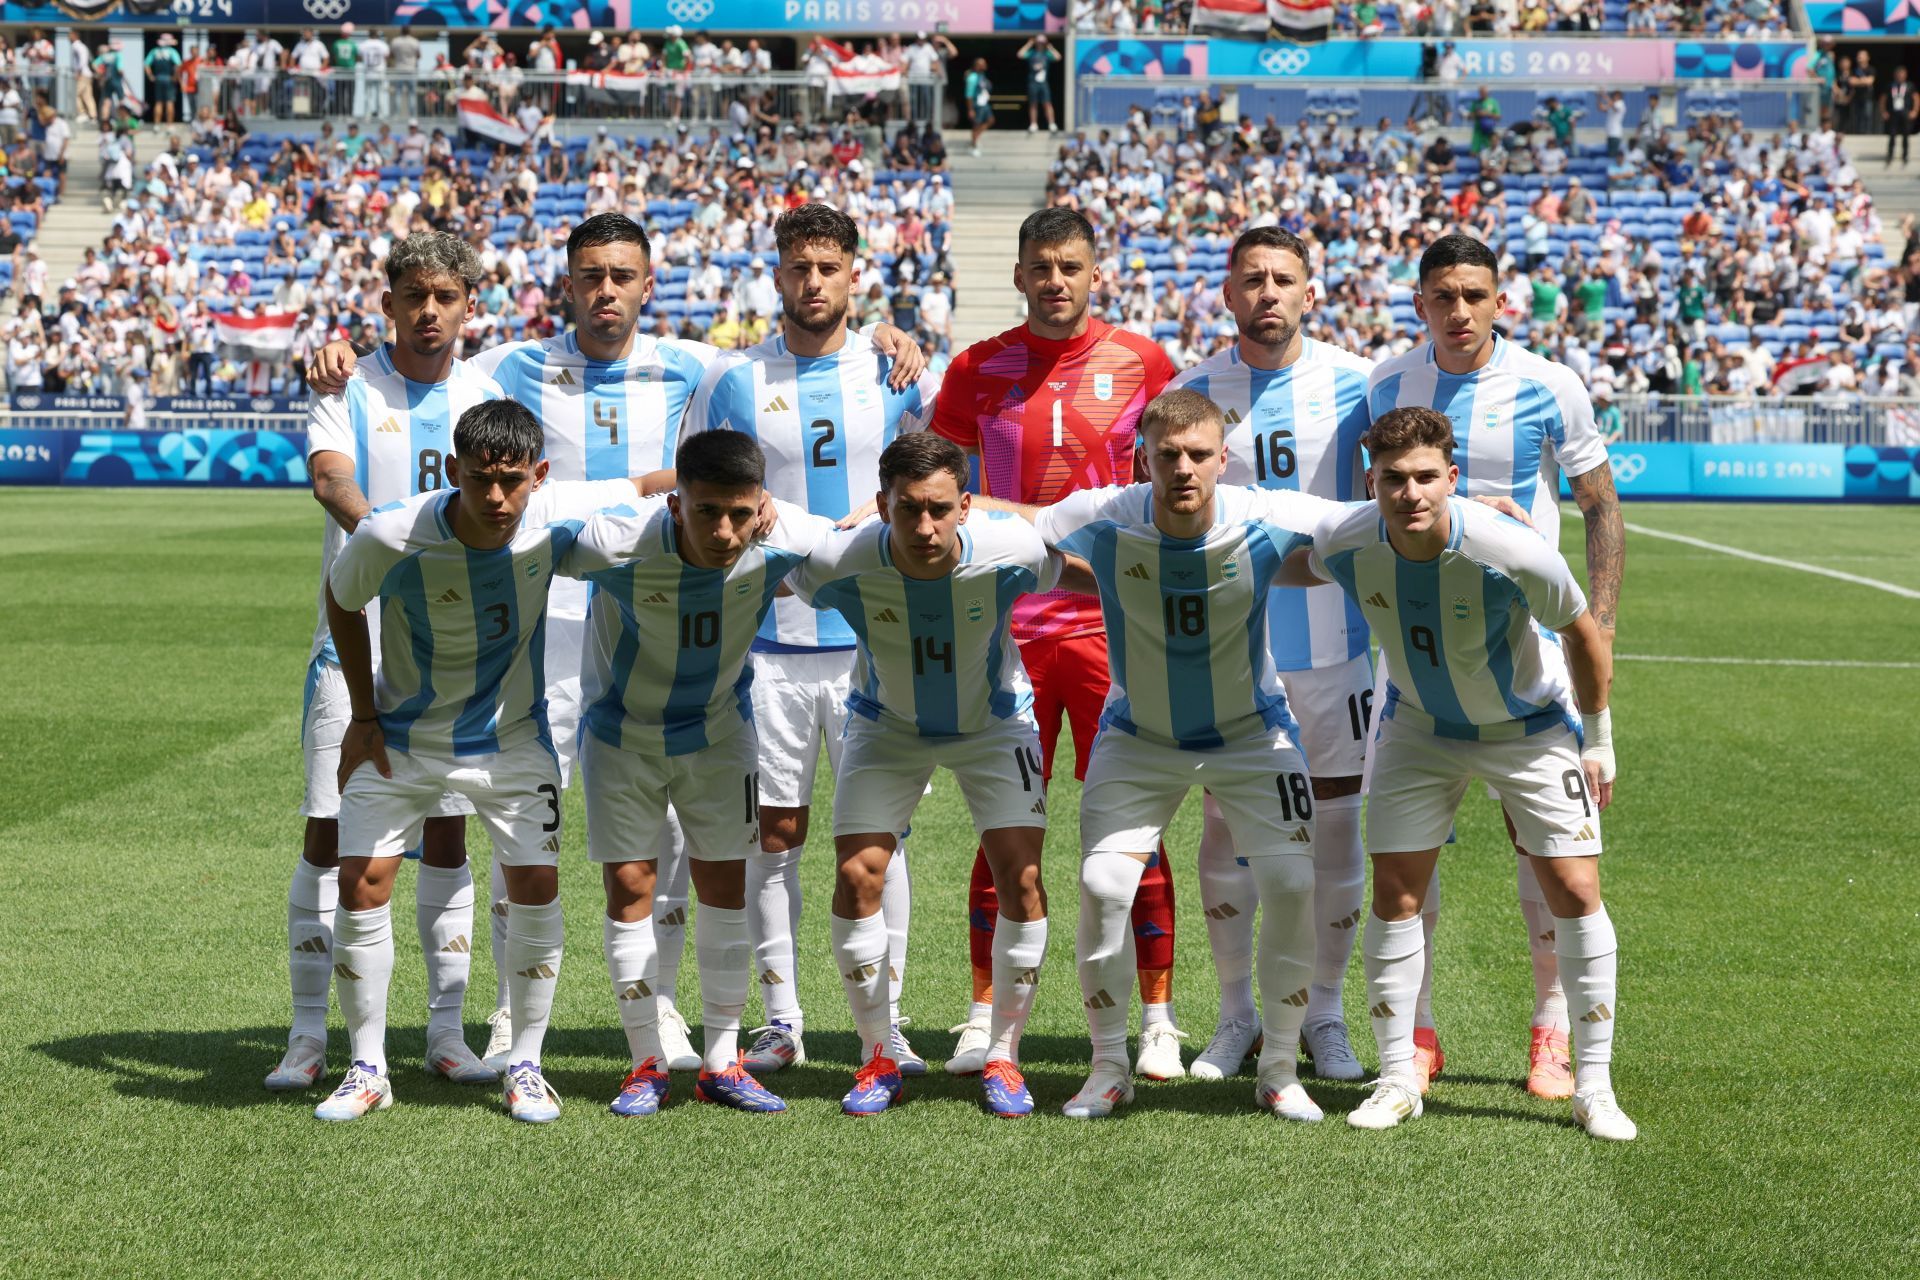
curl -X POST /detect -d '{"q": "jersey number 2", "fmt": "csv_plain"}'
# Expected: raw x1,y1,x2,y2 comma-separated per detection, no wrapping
810,418,837,468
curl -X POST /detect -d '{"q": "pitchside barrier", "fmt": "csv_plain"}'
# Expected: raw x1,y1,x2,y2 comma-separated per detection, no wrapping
5,401,1916,501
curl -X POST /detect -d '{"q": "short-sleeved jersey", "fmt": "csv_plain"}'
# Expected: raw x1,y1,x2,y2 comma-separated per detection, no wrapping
475,331,721,621
682,329,939,653
931,317,1176,644
1172,338,1374,672
304,347,503,663
560,499,833,757
1307,497,1587,741
1366,335,1608,550
1035,484,1338,751
328,479,637,758
792,512,1061,738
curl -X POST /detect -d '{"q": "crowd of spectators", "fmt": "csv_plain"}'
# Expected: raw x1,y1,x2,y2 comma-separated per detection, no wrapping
1,101,960,405
1043,98,1920,406
1127,0,1788,35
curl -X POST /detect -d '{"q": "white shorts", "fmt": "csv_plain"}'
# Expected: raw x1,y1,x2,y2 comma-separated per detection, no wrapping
750,648,855,808
582,726,759,864
338,736,564,866
544,612,589,787
832,714,1049,838
301,656,470,822
1365,715,1602,859
1278,652,1375,781
1082,728,1315,859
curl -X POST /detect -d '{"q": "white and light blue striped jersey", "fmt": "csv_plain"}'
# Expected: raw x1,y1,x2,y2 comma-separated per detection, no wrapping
1366,335,1608,550
791,512,1059,738
1307,497,1587,741
475,332,721,621
1171,338,1374,672
1035,483,1339,751
304,346,503,663
560,499,834,757
682,329,940,653
327,478,639,758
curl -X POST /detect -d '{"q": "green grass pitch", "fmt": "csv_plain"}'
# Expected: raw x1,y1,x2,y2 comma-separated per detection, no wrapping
1,490,1915,1277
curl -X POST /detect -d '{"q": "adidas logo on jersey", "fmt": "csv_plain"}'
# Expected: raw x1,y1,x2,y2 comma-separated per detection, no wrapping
435,588,464,604
1369,1001,1395,1018
334,963,362,981
550,368,577,386
760,969,785,986
1029,798,1046,815
1085,989,1117,1011
294,936,328,954
376,415,402,433
843,962,880,983
540,836,561,854
1365,591,1389,609
1124,563,1150,580
1331,908,1363,930
641,591,670,604
871,607,900,623
1281,988,1310,1008
763,394,791,413
439,936,470,955
1223,408,1243,424
517,963,558,980
1204,902,1240,921
1576,823,1596,841
619,979,653,1001
1288,827,1311,844
1581,1003,1613,1023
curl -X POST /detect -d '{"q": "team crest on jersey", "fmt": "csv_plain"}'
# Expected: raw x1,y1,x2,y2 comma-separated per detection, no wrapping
1093,374,1114,401
1307,397,1324,417
1221,556,1239,581
523,560,540,579
1453,595,1471,620
966,597,984,622
735,580,753,595
853,387,872,408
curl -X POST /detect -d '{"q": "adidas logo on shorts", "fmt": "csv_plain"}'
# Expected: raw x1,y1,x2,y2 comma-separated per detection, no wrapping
1288,827,1311,843
1576,823,1596,841
540,836,561,853
1030,798,1046,815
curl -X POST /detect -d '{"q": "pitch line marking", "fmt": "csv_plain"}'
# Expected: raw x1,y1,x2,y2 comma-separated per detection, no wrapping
1618,654,1920,670
1623,522,1920,600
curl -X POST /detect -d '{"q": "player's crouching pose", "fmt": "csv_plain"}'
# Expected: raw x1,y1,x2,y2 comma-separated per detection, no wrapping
1012,389,1336,1123
559,430,819,1116
1282,406,1635,1141
317,401,644,1124
791,434,1061,1118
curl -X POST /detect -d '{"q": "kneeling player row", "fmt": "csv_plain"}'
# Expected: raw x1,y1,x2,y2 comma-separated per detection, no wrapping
305,396,1634,1140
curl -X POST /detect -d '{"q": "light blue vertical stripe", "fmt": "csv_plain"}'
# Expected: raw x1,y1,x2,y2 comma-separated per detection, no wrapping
1159,537,1220,749
587,567,642,751
1480,568,1550,720
405,374,450,493
453,547,517,755
1368,371,1404,424
901,573,960,736
799,354,851,519
585,358,628,480
1510,380,1548,516
660,344,707,468
984,562,1035,722
346,376,370,490
1394,553,1472,737
1431,371,1476,492
381,556,437,752
300,653,327,745
1085,526,1127,727
663,558,725,755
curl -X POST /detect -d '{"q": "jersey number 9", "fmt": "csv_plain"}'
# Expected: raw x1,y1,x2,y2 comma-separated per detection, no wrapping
1409,624,1440,667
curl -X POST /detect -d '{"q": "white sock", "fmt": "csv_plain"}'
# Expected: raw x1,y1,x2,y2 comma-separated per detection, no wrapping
287,860,338,1045
1197,797,1258,1024
1142,1001,1174,1028
333,903,394,1074
415,862,474,1044
1555,905,1619,1095
1416,866,1441,1030
832,912,892,1062
604,914,662,1069
694,904,750,1071
1077,852,1146,1065
1251,855,1315,1082
987,914,1046,1064
653,817,691,1006
1364,913,1424,1085
506,898,563,1067
883,842,911,1025
1517,859,1569,1031
969,1000,992,1024
746,846,803,1032
1306,795,1365,1026
489,859,510,1012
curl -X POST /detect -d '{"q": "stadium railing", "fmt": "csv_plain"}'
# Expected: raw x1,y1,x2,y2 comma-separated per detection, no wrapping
0,408,307,433
1613,396,1919,446
180,68,943,129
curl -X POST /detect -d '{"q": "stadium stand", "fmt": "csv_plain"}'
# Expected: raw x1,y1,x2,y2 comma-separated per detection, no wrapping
1099,0,1789,35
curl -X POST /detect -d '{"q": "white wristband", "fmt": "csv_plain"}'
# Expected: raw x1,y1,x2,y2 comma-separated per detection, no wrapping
1580,708,1616,783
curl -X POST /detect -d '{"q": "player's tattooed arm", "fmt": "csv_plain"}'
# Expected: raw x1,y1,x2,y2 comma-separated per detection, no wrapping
1568,462,1625,639
310,449,371,534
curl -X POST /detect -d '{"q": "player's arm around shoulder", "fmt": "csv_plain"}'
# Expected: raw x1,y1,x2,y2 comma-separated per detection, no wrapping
1275,500,1361,588
557,496,668,579
1025,482,1143,549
